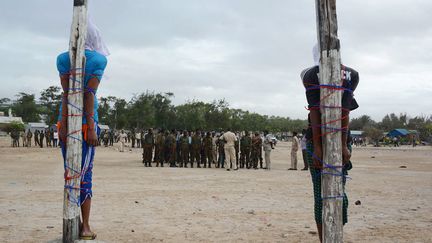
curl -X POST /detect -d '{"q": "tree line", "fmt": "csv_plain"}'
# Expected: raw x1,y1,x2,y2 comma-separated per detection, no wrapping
0,86,306,133
1,86,431,141
350,114,432,142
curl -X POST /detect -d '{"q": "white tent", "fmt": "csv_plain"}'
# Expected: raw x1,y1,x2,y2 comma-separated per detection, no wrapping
98,124,110,131
25,122,48,133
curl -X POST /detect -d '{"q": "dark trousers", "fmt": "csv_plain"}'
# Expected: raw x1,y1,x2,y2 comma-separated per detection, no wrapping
155,146,164,166
302,149,308,170
204,149,212,168
240,148,251,168
251,149,259,169
180,147,189,167
191,147,201,167
218,151,225,168
143,145,153,166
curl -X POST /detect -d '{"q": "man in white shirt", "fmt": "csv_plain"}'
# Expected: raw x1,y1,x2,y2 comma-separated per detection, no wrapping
222,128,238,171
300,131,308,170
263,131,274,170
135,131,141,148
289,132,300,170
119,130,127,152
53,131,59,147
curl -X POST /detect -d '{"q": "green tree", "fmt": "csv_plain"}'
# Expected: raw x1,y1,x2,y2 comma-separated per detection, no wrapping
364,126,384,146
350,115,376,130
0,98,11,114
98,96,117,126
4,121,25,133
39,86,62,125
379,113,406,131
113,98,128,129
12,93,40,122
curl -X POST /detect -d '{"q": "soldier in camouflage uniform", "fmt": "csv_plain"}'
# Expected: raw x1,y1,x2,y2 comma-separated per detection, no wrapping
154,129,165,167
143,128,155,167
240,131,252,169
212,132,218,165
191,130,202,168
234,133,240,169
203,132,213,168
165,130,177,167
200,132,206,167
251,132,262,169
179,130,190,168
217,132,225,168
131,128,136,148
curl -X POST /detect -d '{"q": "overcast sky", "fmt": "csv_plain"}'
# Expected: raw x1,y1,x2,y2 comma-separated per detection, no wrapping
1,0,431,120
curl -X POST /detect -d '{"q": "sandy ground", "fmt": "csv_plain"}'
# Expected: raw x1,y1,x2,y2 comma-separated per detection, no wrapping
0,137,431,243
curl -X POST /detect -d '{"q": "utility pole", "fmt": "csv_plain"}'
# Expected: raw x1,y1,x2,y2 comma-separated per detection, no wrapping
63,0,87,242
315,0,343,242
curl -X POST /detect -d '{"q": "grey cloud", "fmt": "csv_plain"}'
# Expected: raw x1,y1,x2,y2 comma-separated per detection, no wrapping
0,0,431,121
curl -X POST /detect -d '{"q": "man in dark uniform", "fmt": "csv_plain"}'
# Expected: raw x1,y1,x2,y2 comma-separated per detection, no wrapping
34,130,39,147
39,130,45,148
143,128,155,167
179,130,190,168
200,132,206,167
165,130,177,167
191,130,202,168
131,129,136,148
203,132,213,168
187,131,193,166
109,130,114,146
240,131,252,169
26,129,33,147
46,129,52,147
301,44,359,242
251,132,261,169
217,132,225,168
141,129,145,148
258,135,264,169
234,133,240,169
154,129,165,167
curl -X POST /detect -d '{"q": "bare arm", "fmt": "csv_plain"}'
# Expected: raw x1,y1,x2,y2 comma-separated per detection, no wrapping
341,109,351,164
84,77,100,146
310,109,323,169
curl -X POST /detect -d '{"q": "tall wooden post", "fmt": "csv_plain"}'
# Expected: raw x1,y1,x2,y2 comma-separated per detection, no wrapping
315,0,343,242
63,0,87,242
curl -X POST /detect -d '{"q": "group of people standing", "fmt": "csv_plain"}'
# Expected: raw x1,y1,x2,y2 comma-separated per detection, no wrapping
117,128,276,171
10,129,59,148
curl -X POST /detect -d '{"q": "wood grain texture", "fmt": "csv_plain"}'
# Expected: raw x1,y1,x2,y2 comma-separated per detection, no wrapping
63,1,87,242
315,0,343,242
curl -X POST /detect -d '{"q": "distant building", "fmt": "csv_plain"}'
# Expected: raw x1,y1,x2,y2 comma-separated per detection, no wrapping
98,124,110,132
25,122,48,133
387,129,410,138
0,108,24,131
350,130,364,138
387,129,419,143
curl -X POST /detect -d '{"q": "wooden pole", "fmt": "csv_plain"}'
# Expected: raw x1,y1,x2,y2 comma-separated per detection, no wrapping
63,0,87,242
315,0,343,242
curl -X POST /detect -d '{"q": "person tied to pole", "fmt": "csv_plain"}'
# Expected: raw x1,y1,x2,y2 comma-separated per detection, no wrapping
57,16,109,240
301,44,359,242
